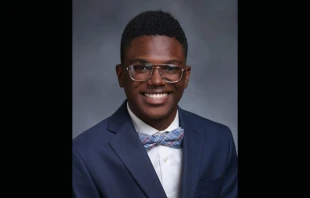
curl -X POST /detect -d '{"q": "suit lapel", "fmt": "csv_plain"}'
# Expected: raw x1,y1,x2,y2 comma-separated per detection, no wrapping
108,101,166,198
179,108,205,198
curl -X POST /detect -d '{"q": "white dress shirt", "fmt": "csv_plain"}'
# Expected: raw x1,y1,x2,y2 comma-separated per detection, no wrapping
127,103,183,198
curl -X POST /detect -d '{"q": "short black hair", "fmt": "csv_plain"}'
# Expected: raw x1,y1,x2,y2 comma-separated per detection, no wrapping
120,10,188,64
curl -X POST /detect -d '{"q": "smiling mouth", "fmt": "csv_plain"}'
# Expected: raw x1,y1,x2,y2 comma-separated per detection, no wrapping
143,93,169,99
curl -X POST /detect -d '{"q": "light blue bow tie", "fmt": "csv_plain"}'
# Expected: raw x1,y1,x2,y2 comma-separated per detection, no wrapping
138,127,184,151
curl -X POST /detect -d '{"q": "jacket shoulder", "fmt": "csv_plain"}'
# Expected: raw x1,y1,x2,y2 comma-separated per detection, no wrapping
180,108,233,137
72,117,111,151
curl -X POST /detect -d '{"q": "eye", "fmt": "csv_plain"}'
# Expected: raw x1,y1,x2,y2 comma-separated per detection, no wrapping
133,64,152,72
165,66,175,71
139,65,148,70
163,65,179,73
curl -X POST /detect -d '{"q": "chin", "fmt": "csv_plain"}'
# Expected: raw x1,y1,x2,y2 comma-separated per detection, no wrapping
140,106,173,120
143,112,167,120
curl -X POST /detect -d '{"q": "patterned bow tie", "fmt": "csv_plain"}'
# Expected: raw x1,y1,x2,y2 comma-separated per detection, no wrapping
138,127,184,151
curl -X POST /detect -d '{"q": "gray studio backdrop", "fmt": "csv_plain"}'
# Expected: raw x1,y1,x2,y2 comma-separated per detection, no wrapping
73,0,238,151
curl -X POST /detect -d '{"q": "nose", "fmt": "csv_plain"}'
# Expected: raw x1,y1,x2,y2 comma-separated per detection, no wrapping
147,67,165,86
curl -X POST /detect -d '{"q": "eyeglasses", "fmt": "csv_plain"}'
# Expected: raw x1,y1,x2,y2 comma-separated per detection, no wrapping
123,63,186,83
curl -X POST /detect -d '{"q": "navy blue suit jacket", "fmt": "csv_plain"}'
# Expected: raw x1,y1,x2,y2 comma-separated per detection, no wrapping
72,101,238,198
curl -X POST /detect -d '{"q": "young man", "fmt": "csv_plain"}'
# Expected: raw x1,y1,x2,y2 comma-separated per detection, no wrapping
72,10,238,198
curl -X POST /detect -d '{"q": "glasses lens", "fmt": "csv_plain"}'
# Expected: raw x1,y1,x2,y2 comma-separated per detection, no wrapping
129,64,153,81
128,64,183,82
161,65,183,82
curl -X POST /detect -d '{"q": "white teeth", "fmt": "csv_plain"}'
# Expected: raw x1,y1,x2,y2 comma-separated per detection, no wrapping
144,93,168,99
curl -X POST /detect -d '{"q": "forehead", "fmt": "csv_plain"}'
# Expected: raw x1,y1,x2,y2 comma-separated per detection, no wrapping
124,36,185,64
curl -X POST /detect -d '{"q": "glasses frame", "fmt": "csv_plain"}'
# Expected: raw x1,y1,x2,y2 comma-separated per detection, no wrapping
123,64,186,83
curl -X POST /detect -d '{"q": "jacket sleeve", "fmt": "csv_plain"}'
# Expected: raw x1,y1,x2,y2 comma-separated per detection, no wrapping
72,147,101,198
219,130,238,198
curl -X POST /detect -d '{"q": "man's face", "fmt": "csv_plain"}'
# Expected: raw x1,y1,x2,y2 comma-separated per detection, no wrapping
116,35,191,124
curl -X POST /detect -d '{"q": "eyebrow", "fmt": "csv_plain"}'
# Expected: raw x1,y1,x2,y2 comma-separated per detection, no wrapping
129,59,183,65
129,59,149,65
165,59,183,65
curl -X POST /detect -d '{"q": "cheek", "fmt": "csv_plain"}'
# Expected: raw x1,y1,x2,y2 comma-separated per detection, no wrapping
123,81,144,95
173,81,186,91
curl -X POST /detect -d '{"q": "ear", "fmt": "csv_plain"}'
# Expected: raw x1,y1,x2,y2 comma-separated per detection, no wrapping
184,65,191,89
116,64,125,88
